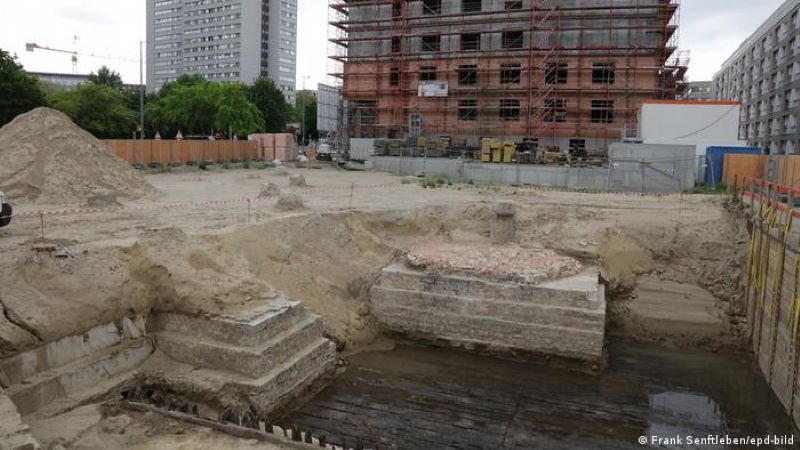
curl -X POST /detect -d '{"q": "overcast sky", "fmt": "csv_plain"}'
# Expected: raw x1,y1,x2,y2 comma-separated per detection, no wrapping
0,0,788,90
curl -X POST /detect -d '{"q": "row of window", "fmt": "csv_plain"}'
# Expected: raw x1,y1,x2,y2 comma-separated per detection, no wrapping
413,31,525,52
456,99,614,123
397,0,522,16
387,63,614,86
350,98,614,124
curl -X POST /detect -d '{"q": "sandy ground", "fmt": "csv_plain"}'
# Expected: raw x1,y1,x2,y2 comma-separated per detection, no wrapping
0,164,753,448
0,165,748,356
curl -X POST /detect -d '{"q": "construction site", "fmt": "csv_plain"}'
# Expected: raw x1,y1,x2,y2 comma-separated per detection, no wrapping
0,1,800,449
329,0,687,157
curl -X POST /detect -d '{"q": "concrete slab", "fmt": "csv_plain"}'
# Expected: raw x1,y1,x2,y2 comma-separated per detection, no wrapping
7,340,153,416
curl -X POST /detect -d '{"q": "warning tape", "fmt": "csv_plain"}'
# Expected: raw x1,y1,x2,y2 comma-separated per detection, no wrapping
3,181,702,221
4,183,414,220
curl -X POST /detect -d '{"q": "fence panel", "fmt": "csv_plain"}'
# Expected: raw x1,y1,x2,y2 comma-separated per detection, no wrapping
724,155,800,188
104,140,259,166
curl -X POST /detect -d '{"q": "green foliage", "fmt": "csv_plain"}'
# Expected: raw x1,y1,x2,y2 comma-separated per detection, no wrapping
0,48,46,126
87,66,124,90
249,76,291,133
294,90,318,144
146,75,263,137
49,82,135,138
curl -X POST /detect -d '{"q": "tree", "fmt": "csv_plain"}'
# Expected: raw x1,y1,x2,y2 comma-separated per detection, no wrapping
249,76,291,133
294,90,318,144
146,75,264,137
87,66,124,91
0,48,46,126
50,83,135,138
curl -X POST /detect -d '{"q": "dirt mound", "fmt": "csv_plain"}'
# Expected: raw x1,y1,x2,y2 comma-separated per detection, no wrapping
0,107,158,205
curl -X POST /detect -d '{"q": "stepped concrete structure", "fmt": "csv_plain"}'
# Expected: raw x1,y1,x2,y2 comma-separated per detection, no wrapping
0,294,336,444
145,297,336,416
371,244,606,365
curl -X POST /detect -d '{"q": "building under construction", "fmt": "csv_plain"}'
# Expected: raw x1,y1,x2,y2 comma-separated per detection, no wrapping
329,0,687,155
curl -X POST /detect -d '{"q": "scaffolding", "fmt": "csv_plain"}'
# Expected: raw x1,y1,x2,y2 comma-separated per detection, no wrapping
329,0,688,155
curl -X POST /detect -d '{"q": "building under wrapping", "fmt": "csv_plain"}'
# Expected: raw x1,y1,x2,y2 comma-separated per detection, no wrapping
329,0,687,154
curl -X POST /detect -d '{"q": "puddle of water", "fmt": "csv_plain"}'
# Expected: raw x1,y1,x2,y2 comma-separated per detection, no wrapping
285,341,797,449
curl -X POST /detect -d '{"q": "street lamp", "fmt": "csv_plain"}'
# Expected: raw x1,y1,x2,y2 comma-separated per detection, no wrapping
139,40,147,140
301,75,311,147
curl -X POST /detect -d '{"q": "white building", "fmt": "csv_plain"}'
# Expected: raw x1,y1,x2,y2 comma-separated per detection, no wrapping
713,0,800,154
638,100,752,181
146,0,297,103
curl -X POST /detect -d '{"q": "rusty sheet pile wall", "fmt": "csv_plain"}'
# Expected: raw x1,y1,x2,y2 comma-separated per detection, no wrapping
742,178,800,429
104,140,259,166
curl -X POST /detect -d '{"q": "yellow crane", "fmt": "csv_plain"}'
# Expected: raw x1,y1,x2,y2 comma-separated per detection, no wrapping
25,39,137,73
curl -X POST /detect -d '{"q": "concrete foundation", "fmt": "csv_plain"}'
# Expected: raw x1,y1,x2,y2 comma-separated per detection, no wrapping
145,297,337,417
0,320,153,418
371,248,606,364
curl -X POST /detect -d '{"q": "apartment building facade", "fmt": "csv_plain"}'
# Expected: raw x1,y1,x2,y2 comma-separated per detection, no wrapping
713,0,800,154
146,0,298,103
331,0,686,153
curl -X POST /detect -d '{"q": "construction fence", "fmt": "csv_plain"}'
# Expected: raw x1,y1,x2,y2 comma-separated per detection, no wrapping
725,155,800,188
104,140,259,166
373,156,697,194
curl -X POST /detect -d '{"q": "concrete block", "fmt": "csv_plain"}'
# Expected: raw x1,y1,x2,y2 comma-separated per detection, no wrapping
491,201,516,244
7,340,153,415
371,262,606,363
154,316,324,377
0,322,122,386
147,299,305,347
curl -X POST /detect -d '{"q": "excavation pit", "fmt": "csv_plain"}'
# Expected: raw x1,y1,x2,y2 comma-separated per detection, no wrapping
371,243,606,367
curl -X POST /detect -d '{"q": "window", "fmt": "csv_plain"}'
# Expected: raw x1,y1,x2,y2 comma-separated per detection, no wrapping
422,35,440,52
391,36,401,53
392,0,402,18
545,63,568,84
458,100,478,121
350,100,377,125
422,0,441,14
591,100,614,123
505,0,523,10
461,33,481,51
463,0,482,13
390,67,400,86
499,99,520,122
420,66,437,81
501,64,521,84
592,63,615,84
503,31,524,49
458,65,478,84
543,98,566,122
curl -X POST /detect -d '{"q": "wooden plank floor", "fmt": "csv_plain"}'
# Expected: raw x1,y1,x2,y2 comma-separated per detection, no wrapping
284,341,796,449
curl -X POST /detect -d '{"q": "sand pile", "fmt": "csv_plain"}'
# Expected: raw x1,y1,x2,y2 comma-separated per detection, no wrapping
0,107,158,205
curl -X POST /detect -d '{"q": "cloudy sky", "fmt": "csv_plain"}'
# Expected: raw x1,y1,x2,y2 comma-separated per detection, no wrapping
0,0,788,89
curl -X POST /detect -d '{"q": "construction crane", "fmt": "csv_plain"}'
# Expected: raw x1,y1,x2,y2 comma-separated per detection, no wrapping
25,39,137,74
